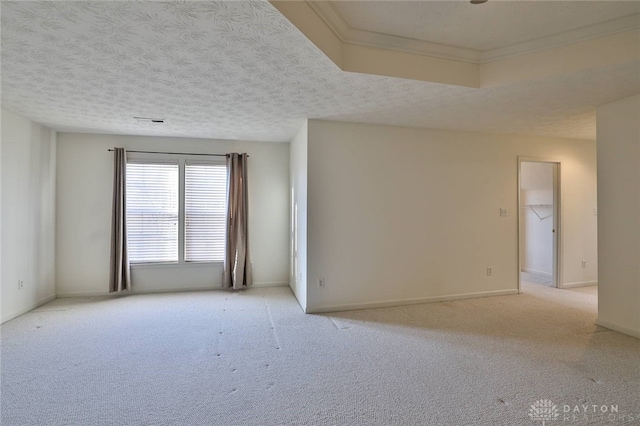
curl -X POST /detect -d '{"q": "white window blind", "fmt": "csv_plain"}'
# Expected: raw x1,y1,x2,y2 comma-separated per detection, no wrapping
185,163,227,262
126,162,179,263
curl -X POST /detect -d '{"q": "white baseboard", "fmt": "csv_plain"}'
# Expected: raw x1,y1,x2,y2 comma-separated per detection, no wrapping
252,281,288,288
55,290,116,298
57,287,219,298
522,268,552,277
306,289,519,314
561,280,598,289
131,286,219,295
287,281,301,302
595,318,640,339
1,294,57,324
56,282,288,298
287,282,307,313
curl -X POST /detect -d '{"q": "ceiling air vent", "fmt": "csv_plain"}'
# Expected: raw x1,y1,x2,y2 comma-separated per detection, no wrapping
134,117,165,124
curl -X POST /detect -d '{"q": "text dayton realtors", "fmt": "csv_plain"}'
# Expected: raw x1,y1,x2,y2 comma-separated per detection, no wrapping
561,404,635,423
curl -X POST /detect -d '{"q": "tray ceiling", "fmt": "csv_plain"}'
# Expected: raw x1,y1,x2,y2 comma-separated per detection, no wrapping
1,1,639,142
330,1,640,52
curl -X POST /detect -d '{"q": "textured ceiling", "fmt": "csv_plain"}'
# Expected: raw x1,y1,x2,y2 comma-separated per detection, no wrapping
1,1,639,142
331,1,640,51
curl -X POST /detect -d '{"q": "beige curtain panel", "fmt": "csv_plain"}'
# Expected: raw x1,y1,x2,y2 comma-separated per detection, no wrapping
222,153,252,290
109,147,131,292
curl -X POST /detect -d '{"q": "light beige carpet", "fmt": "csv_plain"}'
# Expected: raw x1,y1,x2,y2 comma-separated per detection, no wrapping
521,271,553,286
1,283,638,425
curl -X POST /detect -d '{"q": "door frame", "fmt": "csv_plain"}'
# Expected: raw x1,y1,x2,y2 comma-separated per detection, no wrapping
517,157,562,292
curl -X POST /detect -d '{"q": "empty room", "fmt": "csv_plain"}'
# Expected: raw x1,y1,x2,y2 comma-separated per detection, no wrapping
1,1,639,425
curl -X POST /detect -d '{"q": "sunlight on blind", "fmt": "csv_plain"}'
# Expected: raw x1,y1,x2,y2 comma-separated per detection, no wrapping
185,163,227,262
126,162,179,263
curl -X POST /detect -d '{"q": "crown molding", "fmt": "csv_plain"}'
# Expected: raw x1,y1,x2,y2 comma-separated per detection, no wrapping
307,2,640,65
306,0,349,42
345,28,482,64
482,13,640,63
307,1,481,63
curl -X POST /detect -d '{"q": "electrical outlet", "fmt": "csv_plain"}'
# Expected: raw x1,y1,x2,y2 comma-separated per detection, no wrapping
318,278,325,288
486,267,493,276
582,260,587,269
500,208,508,217
18,280,24,290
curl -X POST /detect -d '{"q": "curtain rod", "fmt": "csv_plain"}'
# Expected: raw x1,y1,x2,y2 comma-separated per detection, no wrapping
107,149,248,157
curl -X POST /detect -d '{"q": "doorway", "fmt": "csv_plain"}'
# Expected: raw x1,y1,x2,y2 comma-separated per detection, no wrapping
518,159,560,290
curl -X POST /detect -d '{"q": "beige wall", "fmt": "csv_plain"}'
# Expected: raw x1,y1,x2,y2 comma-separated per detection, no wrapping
304,120,597,313
1,109,57,323
289,122,308,311
56,133,290,296
596,94,640,338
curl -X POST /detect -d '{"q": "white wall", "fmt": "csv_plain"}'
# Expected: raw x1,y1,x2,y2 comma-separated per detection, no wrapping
521,199,554,276
289,122,308,311
596,94,640,338
305,120,597,313
56,133,289,296
0,113,4,322
1,109,57,323
520,162,554,276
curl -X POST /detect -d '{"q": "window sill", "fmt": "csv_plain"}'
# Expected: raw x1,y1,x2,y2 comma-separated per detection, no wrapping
130,262,223,270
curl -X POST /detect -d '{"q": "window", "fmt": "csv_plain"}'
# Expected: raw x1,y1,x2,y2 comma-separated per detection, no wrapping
184,163,227,262
126,157,227,264
126,162,179,263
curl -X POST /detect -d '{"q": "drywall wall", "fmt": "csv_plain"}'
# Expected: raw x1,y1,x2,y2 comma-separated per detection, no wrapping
305,120,597,312
56,133,289,296
289,122,308,311
596,94,640,338
520,162,554,276
1,109,57,323
521,200,554,276
0,109,4,323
